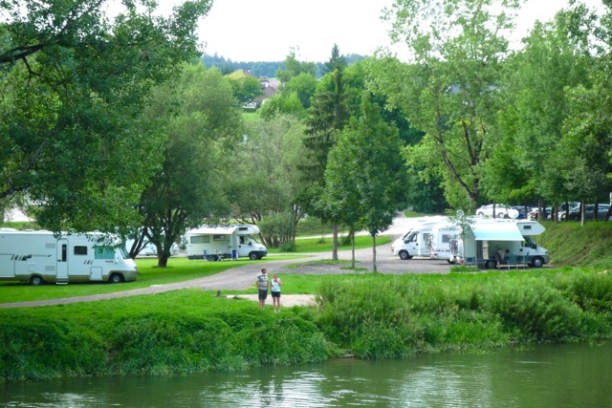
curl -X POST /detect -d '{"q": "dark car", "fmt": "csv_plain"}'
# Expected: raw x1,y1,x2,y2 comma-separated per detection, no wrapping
562,203,610,221
511,206,530,219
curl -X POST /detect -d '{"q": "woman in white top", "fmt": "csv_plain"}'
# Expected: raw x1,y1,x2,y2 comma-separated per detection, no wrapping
271,274,282,313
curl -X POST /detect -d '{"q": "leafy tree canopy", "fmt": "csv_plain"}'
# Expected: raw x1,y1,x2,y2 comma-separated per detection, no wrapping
0,0,211,232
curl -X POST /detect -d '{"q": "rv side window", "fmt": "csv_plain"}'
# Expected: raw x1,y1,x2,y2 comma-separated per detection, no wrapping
213,235,225,241
94,246,115,260
190,236,210,244
74,246,88,256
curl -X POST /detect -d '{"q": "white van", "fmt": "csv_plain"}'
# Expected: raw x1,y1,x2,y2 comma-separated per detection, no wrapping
0,230,138,285
184,224,267,261
392,226,434,260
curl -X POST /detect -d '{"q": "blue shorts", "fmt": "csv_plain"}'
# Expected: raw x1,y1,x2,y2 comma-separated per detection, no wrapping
272,291,281,298
258,289,268,300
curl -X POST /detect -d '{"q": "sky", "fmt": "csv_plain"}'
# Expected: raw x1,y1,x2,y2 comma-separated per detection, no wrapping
196,0,605,62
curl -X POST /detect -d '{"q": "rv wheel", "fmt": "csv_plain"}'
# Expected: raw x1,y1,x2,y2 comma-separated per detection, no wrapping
30,276,44,286
531,257,544,268
249,253,259,260
399,250,412,260
109,273,124,284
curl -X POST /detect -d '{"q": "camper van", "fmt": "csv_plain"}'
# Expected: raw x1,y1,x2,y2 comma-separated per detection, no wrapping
0,230,138,285
184,224,267,261
450,219,549,269
392,224,435,260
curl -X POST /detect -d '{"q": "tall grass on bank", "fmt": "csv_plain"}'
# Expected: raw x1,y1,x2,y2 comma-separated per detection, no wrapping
0,291,332,383
316,270,611,359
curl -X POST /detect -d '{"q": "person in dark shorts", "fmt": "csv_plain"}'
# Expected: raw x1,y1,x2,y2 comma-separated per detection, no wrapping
271,274,282,313
255,267,270,309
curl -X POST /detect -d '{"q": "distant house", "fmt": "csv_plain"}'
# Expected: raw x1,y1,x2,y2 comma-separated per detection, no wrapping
236,70,277,110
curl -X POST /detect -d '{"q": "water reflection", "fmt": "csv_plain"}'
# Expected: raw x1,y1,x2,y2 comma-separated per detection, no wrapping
1,342,610,407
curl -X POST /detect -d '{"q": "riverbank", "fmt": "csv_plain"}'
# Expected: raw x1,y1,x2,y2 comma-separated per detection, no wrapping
1,267,610,384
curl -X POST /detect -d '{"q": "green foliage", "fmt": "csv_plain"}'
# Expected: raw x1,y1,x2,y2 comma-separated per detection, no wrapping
482,278,583,341
316,271,611,358
0,0,212,231
0,317,105,382
0,291,333,383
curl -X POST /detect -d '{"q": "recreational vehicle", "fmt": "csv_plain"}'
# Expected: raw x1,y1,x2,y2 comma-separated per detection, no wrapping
392,224,435,260
184,224,267,261
0,230,138,285
449,219,549,269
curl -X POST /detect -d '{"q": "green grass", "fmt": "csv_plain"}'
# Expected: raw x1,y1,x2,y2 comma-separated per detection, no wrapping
537,221,612,268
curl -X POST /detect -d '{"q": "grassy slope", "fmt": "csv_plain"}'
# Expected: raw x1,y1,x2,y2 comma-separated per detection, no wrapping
537,221,612,269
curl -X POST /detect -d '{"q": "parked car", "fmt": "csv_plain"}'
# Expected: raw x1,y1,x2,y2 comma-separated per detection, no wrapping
511,206,530,219
561,203,610,221
528,206,553,220
476,204,519,219
555,201,580,221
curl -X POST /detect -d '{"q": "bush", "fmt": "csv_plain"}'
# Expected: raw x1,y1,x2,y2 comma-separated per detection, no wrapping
482,278,583,341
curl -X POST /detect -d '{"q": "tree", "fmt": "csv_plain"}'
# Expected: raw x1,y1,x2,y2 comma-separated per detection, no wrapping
275,49,317,84
227,114,309,248
324,92,408,272
301,45,350,260
135,64,242,266
226,70,263,104
382,0,524,210
0,0,211,232
487,4,596,216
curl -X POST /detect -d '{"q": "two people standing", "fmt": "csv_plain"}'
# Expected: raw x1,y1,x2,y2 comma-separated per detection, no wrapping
255,267,282,312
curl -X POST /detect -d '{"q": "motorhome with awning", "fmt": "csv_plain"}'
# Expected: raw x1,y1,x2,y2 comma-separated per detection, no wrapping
450,219,549,269
184,224,267,261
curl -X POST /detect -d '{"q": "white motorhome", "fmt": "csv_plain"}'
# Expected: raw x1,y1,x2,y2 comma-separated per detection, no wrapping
0,230,138,285
392,224,436,260
428,223,460,261
184,224,267,261
450,219,549,269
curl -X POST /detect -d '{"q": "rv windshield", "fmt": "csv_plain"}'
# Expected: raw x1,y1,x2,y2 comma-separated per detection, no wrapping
523,236,537,249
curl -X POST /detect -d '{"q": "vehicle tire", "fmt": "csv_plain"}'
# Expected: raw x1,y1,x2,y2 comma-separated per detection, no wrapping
30,275,44,286
447,258,455,264
531,257,544,268
477,212,484,217
109,273,124,284
399,250,412,260
206,255,216,261
485,260,497,269
249,252,259,260
498,212,505,218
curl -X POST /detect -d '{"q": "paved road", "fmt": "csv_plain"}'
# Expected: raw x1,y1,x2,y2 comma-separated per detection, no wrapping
0,215,452,308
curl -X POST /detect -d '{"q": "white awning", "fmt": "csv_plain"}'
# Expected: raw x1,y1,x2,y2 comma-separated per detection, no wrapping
471,222,524,241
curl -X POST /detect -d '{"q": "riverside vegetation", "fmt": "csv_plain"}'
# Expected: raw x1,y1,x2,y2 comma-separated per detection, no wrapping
0,222,610,383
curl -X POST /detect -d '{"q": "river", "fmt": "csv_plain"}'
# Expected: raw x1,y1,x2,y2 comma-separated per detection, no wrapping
1,342,610,407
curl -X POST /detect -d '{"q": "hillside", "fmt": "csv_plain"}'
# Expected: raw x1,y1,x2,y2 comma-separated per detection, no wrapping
537,221,612,268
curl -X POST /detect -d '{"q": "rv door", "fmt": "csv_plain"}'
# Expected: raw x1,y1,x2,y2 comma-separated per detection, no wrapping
57,238,68,280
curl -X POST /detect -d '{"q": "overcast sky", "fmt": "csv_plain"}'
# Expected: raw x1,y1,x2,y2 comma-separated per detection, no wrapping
196,0,605,62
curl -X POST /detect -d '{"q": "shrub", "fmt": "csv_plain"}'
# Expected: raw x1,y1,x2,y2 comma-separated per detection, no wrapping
482,279,583,341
